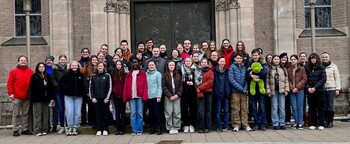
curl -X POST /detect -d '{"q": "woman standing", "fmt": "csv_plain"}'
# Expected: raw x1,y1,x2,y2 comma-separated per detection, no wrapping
146,60,163,135
123,59,148,135
112,60,126,135
84,55,98,127
59,61,86,136
196,58,214,133
229,41,250,66
266,55,289,130
287,55,307,129
306,53,327,130
52,55,68,134
220,39,235,69
321,52,341,128
30,62,55,136
163,61,183,134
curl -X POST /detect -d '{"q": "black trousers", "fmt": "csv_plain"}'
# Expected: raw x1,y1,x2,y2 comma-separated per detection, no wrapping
308,91,326,126
285,94,292,123
112,96,126,131
81,96,95,125
181,87,197,126
197,93,212,130
94,99,109,131
148,98,161,127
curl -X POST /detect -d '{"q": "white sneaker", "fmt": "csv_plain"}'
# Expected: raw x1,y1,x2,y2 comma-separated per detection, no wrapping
102,130,108,135
58,127,65,134
96,131,102,136
169,128,175,134
173,129,178,134
183,126,189,133
189,125,195,133
318,126,324,130
309,126,316,130
42,132,47,135
233,127,239,132
245,127,252,132
35,133,42,136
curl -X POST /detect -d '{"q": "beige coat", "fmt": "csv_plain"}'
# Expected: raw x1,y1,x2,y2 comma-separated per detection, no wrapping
324,62,341,90
266,65,289,96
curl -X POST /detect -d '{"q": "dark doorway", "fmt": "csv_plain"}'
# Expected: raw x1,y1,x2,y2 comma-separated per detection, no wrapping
131,0,215,53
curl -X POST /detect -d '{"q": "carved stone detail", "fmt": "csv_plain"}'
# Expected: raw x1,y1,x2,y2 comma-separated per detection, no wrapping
104,0,116,13
104,0,130,15
216,0,227,11
227,0,239,9
117,0,130,15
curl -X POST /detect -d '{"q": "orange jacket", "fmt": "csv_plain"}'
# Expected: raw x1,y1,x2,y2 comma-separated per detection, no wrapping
7,66,34,100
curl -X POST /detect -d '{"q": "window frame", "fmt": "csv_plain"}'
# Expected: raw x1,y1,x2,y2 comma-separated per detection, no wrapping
14,0,43,37
304,0,332,29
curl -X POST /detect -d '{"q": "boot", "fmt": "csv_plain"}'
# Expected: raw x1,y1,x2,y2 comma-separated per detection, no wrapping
327,111,334,128
149,126,156,134
324,111,329,127
156,126,162,135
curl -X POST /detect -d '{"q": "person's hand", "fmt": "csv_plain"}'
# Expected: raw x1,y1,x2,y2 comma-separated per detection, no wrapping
292,88,298,93
157,98,161,102
267,93,272,97
311,87,316,93
170,96,175,101
336,90,340,96
87,93,90,97
197,88,200,93
104,99,109,103
284,91,288,96
92,98,97,103
50,100,55,107
9,94,14,100
308,88,313,93
173,95,178,100
251,75,259,79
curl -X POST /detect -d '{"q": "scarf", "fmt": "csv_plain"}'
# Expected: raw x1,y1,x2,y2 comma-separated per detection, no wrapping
181,64,195,82
322,61,331,67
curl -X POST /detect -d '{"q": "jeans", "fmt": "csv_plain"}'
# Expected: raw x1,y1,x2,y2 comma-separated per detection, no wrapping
249,94,266,128
325,90,336,111
271,91,285,127
197,93,212,130
112,96,125,131
64,96,83,128
148,98,162,128
94,99,109,131
129,98,143,133
33,102,49,134
290,90,304,125
53,91,65,128
215,98,229,129
308,91,326,126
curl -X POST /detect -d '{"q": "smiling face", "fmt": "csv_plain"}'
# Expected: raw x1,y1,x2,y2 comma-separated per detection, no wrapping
210,51,218,61
322,54,330,63
116,61,122,70
218,58,225,68
168,61,175,72
148,61,156,71
138,43,145,52
18,56,28,67
177,44,183,53
59,57,67,66
97,63,105,73
222,40,230,49
200,59,208,67
38,63,45,73
160,45,166,53
202,42,208,51
272,56,280,65
92,57,98,66
81,49,90,58
172,50,179,58
70,61,79,71
100,45,108,55
185,58,192,67
290,56,298,66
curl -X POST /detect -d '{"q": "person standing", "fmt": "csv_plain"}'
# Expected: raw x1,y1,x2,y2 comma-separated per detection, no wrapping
78,48,91,126
83,55,98,127
229,41,250,66
220,39,235,69
143,47,167,75
30,62,55,136
321,52,341,128
7,55,34,137
112,60,126,135
89,62,112,136
59,60,86,136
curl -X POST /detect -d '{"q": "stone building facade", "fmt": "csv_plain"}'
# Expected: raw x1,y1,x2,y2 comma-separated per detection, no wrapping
0,0,349,124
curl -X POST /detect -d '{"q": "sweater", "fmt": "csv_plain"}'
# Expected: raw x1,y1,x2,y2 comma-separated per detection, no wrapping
59,69,86,97
112,76,124,98
146,69,162,99
7,66,34,100
324,62,341,90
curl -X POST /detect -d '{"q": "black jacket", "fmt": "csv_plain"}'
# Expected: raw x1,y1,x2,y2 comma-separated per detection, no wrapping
52,64,68,90
213,66,231,99
89,72,112,100
30,73,54,103
306,66,326,92
59,69,86,97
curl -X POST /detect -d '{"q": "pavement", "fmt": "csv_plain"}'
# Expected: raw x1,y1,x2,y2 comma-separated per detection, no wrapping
1,121,350,144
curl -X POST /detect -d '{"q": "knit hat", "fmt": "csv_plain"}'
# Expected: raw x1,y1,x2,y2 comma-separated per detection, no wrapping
45,56,54,62
279,52,288,59
321,52,330,59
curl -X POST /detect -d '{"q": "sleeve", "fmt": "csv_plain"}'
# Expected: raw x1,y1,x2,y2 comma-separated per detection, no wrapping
198,71,214,91
106,74,112,100
47,76,55,100
89,76,95,99
266,71,271,94
177,78,183,97
142,73,148,102
29,75,36,101
123,77,128,102
334,65,341,90
314,67,327,90
284,68,290,92
59,74,68,95
305,70,310,89
162,76,172,98
228,65,244,92
51,70,59,89
156,73,163,98
295,68,307,91
7,70,15,96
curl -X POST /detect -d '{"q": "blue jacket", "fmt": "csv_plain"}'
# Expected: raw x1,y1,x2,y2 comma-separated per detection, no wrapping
213,65,231,99
246,61,268,95
229,62,247,93
146,69,162,99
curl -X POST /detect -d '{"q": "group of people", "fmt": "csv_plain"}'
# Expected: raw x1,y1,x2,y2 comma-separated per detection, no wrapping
7,38,341,137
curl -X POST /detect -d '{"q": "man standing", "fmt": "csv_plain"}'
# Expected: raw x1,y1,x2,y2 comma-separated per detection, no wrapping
79,48,91,74
7,55,34,136
144,47,167,75
120,40,134,62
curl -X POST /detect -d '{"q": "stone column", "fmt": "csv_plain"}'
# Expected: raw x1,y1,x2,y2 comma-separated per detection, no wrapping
215,0,227,48
227,0,240,43
105,0,116,54
239,0,255,52
118,0,130,44
91,0,108,54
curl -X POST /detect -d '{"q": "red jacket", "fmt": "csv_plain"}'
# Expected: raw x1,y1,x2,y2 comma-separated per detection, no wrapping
197,69,214,97
222,48,235,69
7,66,34,100
112,77,124,98
123,69,148,102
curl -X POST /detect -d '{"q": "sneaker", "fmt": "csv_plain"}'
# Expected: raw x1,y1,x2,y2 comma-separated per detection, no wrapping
309,126,316,130
72,128,78,135
42,132,47,135
204,129,209,133
261,127,267,131
245,127,252,132
21,130,31,135
318,126,324,130
136,133,142,136
217,128,223,132
252,126,258,131
51,127,57,132
13,131,20,137
189,125,195,133
183,126,189,133
169,128,174,134
66,128,72,136
286,122,291,128
96,131,102,136
197,129,204,133
298,124,304,130
292,124,297,129
173,130,178,134
233,127,239,132
58,127,65,134
102,130,108,136
131,133,136,136
35,133,43,136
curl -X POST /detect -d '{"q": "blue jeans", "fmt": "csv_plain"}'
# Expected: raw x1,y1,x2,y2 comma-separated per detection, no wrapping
271,91,285,126
64,96,83,128
215,98,229,129
290,90,304,125
129,98,143,133
249,94,266,128
53,91,65,127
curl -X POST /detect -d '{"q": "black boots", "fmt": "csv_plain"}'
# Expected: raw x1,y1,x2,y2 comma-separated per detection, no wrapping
149,126,162,135
325,111,334,128
156,127,162,135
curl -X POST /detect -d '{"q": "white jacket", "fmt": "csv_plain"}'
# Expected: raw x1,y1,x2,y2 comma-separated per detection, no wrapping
324,62,341,90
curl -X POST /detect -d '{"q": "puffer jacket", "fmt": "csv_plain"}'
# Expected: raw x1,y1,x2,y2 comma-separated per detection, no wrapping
7,66,34,100
123,69,148,102
287,65,307,92
306,66,326,92
266,65,289,96
324,62,341,90
147,69,162,99
52,64,68,90
30,73,54,103
213,65,231,99
197,68,214,97
89,72,112,100
59,69,86,97
228,62,247,93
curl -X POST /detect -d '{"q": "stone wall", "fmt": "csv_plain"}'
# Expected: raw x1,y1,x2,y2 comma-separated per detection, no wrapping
72,0,91,59
254,0,274,55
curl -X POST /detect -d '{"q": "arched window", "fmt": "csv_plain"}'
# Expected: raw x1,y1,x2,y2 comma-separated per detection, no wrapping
304,0,332,29
15,0,42,37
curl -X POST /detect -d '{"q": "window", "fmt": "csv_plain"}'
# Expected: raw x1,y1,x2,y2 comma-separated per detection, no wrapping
15,0,42,37
304,0,332,29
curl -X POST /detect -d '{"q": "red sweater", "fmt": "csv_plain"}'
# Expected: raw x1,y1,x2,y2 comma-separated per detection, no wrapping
197,69,214,97
223,48,235,69
112,78,124,98
7,66,34,100
123,69,148,102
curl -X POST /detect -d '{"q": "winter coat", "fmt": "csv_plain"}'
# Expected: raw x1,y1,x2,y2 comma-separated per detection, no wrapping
197,69,214,97
324,62,341,90
123,69,148,102
30,73,54,103
7,66,34,100
162,72,183,98
213,65,231,99
89,72,112,100
147,69,162,99
287,65,307,92
52,64,68,90
144,56,167,75
266,65,290,96
228,62,247,93
59,69,86,97
306,66,326,92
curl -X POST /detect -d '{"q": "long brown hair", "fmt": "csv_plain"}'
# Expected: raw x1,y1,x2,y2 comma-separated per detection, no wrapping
164,61,181,81
112,60,125,81
268,55,287,76
235,41,247,55
307,53,322,70
86,55,98,80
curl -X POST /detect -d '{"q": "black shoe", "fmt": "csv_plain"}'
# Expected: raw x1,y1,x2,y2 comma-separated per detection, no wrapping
204,129,209,133
280,126,286,130
273,126,279,130
149,127,156,134
21,130,31,135
261,127,267,131
13,131,20,137
51,127,57,132
81,122,88,126
216,128,223,132
119,131,125,135
156,127,162,135
198,129,204,133
115,131,120,135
